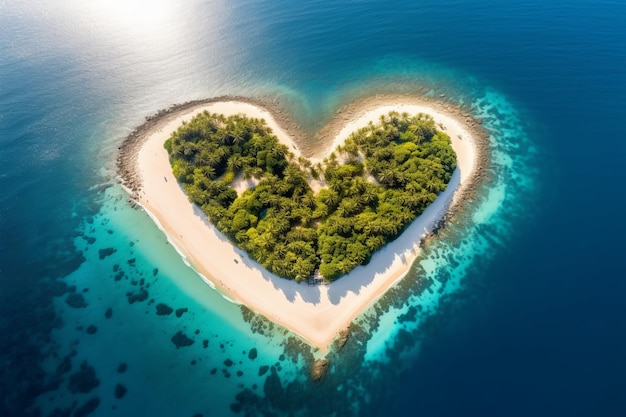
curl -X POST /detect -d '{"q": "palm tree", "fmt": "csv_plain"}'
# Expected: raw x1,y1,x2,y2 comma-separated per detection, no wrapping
378,169,395,186
227,154,244,172
274,244,287,258
325,189,340,206
196,148,218,167
425,178,441,192
219,130,233,145
361,187,378,205
328,180,343,194
276,180,292,196
301,193,316,209
201,166,216,180
389,112,400,127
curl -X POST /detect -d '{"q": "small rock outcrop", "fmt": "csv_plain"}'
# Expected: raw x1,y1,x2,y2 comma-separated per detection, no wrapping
310,359,330,382
336,328,351,350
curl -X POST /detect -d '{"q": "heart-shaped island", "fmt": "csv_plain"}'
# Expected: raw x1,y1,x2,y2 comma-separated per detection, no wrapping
120,96,482,351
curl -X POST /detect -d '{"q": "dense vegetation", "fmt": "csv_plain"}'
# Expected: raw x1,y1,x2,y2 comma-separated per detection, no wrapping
165,110,456,282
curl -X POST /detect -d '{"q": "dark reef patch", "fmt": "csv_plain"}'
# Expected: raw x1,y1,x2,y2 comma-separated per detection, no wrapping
56,355,72,375
49,280,70,297
156,303,173,315
171,331,195,348
98,247,116,260
263,368,284,400
47,407,72,417
68,361,99,394
73,397,100,417
114,383,127,399
65,293,87,309
248,348,257,360
126,289,148,304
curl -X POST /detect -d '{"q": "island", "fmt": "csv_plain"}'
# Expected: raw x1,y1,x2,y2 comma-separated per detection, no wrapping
165,110,456,282
118,96,486,351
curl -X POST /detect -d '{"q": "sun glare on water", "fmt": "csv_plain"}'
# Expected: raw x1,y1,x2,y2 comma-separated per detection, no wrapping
85,0,173,33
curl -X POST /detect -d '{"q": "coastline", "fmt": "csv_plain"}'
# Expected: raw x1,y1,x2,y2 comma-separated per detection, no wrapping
117,95,489,352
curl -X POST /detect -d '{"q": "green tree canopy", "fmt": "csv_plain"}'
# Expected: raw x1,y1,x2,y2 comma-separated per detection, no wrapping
166,110,456,281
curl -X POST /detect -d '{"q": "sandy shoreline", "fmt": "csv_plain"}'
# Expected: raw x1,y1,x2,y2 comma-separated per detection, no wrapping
117,95,488,352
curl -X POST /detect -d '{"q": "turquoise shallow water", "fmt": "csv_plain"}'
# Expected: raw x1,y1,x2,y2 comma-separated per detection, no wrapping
1,1,625,416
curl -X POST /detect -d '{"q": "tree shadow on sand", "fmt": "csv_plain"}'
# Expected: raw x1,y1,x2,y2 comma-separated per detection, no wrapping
237,251,322,305
326,168,461,305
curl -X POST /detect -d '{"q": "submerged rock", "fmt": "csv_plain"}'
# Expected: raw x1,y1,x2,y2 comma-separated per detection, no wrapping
156,303,173,315
104,307,113,319
175,307,188,318
171,331,195,348
68,361,100,393
263,368,283,400
98,247,116,260
49,280,70,297
65,293,87,308
248,348,258,360
74,397,100,417
126,289,148,304
258,365,269,376
114,383,127,399
56,355,72,375
47,407,71,417
310,359,330,382
336,328,351,350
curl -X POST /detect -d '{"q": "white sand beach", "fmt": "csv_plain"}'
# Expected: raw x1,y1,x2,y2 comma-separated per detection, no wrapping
133,99,477,351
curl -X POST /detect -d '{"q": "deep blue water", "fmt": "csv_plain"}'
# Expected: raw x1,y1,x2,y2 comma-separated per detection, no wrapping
1,1,625,416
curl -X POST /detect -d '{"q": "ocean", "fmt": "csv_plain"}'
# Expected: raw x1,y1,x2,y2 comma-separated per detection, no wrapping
1,1,624,416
